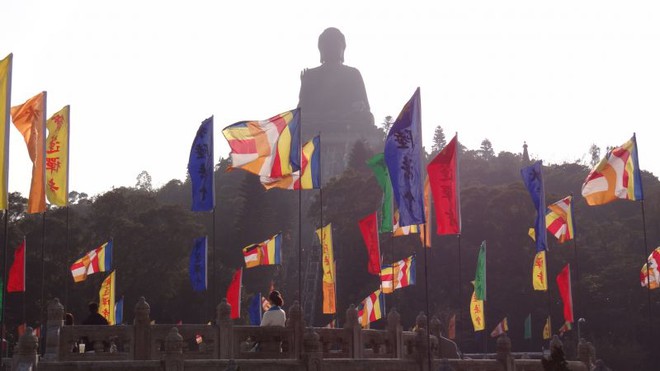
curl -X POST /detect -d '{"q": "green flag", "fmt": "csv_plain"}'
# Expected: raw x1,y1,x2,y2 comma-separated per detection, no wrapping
367,153,393,233
524,314,532,340
474,241,486,300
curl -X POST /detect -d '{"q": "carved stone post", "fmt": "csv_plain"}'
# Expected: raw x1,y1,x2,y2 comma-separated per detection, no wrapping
343,304,362,359
302,328,322,371
44,298,64,360
387,307,402,358
414,312,430,371
162,327,184,371
286,301,303,359
11,327,39,370
134,296,151,360
578,338,595,369
495,333,514,371
216,299,233,359
430,315,442,358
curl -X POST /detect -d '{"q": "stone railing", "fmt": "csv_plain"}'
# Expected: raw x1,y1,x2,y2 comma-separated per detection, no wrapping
9,297,596,371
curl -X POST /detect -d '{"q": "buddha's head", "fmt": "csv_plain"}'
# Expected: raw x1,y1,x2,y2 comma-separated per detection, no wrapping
318,27,346,64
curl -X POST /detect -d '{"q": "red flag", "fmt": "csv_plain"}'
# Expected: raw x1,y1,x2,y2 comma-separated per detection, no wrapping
226,268,243,319
7,239,26,292
358,212,380,275
427,135,461,235
556,264,574,323
447,313,456,339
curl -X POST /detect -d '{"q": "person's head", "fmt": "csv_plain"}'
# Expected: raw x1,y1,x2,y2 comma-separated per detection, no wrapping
64,312,74,325
268,290,283,307
318,27,346,64
88,301,99,314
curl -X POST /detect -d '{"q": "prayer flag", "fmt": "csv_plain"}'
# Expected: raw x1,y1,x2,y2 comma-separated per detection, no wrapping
380,255,416,294
7,239,26,292
558,321,572,335
470,286,485,331
226,268,243,319
532,250,547,291
543,317,552,340
640,247,660,289
11,91,47,214
358,289,383,327
261,135,320,190
384,88,425,227
222,109,300,178
521,160,547,252
392,209,420,236
70,240,113,282
490,317,508,337
248,293,262,326
115,296,124,325
582,134,643,205
317,224,336,314
0,54,12,210
358,212,380,275
524,314,532,340
427,134,461,235
188,117,215,212
556,264,574,323
474,241,487,301
45,106,69,206
367,153,393,233
546,196,574,244
189,236,207,291
99,271,116,325
448,314,456,339
242,233,282,268
419,176,432,247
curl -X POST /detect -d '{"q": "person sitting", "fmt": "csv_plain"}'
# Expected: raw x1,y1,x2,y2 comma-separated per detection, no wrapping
261,290,286,327
82,302,109,325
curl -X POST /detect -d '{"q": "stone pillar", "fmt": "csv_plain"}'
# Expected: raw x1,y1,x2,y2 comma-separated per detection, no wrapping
11,327,39,370
386,307,402,358
343,304,362,359
495,333,514,371
216,299,233,359
302,328,322,371
414,312,430,371
163,327,184,371
44,298,64,360
578,338,595,369
134,296,151,360
286,301,304,359
430,315,442,357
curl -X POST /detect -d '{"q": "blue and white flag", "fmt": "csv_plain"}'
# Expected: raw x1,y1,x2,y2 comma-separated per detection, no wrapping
188,117,215,211
384,88,425,227
189,236,208,292
521,160,547,252
114,296,124,325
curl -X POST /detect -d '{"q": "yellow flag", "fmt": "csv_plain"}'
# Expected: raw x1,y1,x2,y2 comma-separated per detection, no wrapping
419,176,431,247
99,271,116,325
532,250,547,291
0,54,12,210
316,224,336,314
470,289,485,331
45,106,69,206
543,316,552,340
10,91,47,213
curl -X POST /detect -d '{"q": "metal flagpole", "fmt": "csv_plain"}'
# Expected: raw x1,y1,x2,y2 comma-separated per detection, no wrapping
40,211,47,355
1,211,8,356
211,207,216,319
640,200,653,342
64,206,70,310
297,110,303,307
423,230,433,370
569,194,580,332
457,234,462,348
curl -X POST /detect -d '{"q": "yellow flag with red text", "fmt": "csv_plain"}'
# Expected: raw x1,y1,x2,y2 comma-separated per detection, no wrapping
99,271,116,325
317,224,336,314
543,316,552,340
532,250,547,291
470,288,485,331
45,106,69,206
0,54,12,210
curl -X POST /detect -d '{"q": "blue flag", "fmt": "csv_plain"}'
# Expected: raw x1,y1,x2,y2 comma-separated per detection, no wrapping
384,88,425,226
189,236,208,292
521,161,547,252
248,293,262,325
188,117,215,212
114,296,124,325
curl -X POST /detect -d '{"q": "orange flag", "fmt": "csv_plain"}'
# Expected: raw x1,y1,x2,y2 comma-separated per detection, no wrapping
10,92,47,213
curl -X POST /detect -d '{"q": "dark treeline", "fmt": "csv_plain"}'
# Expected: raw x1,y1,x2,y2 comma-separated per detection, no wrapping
3,129,659,370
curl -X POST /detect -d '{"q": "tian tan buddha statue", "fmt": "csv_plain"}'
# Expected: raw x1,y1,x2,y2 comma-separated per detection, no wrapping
298,27,380,181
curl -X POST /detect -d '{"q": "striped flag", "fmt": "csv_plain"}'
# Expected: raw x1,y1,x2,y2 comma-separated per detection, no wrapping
358,289,383,327
242,233,282,268
640,247,660,289
380,255,416,294
545,196,574,243
70,241,113,282
261,135,320,190
490,317,508,337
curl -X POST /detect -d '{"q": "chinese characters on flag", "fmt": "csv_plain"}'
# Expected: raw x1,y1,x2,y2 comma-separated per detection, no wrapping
98,271,116,325
316,224,336,314
45,106,69,206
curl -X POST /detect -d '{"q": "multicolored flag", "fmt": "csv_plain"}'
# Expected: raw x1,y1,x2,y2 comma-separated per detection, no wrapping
189,236,207,292
226,268,243,319
392,209,419,236
248,293,263,325
524,314,532,340
367,153,393,233
11,91,47,214
222,109,300,178
0,54,12,211
521,161,547,252
7,239,26,292
546,196,574,244
380,255,416,294
582,134,643,206
188,117,214,212
384,88,425,227
115,296,124,325
490,317,508,337
70,241,113,282
556,264,574,323
470,285,485,331
261,135,320,190
558,321,572,335
640,246,660,289
543,317,552,340
358,212,380,275
45,106,69,206
474,241,487,301
447,313,456,339
532,250,547,291
242,233,282,268
317,224,336,314
99,271,116,325
427,134,461,235
358,289,383,327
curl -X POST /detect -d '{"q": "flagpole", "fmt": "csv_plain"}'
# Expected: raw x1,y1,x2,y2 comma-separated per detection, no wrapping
569,193,580,334
457,234,462,348
40,211,47,354
640,200,653,342
297,110,303,309
423,228,433,370
64,206,70,310
482,243,487,357
1,210,8,355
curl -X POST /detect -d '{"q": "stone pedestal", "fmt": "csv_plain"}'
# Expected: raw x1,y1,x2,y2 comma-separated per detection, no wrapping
162,327,184,371
44,298,64,360
133,296,151,360
344,304,362,359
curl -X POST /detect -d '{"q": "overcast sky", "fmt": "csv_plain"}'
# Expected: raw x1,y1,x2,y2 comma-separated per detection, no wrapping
3,0,660,197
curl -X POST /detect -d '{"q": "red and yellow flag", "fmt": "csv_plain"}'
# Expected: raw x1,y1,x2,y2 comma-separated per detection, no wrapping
99,271,116,325
317,224,336,314
543,316,552,340
470,286,485,331
0,54,12,210
10,91,47,213
532,250,547,291
45,106,69,206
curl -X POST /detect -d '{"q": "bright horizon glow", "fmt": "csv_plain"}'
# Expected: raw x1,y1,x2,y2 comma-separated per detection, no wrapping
3,0,660,198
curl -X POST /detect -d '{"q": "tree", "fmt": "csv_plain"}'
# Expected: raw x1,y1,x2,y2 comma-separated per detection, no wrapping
589,144,601,167
135,170,153,191
379,115,394,134
478,139,495,160
431,125,447,154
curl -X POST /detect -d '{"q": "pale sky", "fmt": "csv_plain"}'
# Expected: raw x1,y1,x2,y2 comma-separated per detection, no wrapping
3,1,660,197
